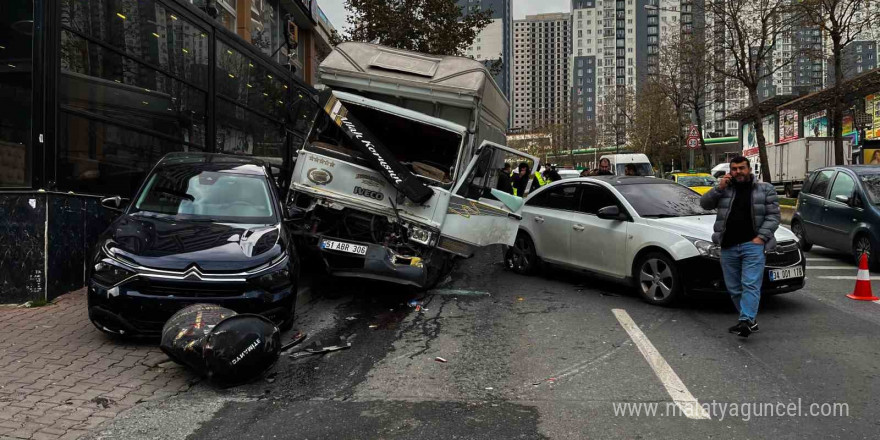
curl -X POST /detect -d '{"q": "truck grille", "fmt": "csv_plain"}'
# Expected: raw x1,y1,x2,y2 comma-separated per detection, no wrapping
766,241,801,268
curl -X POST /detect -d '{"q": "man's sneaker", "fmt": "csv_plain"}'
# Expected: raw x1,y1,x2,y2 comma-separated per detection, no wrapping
747,320,759,333
729,321,752,337
728,322,741,333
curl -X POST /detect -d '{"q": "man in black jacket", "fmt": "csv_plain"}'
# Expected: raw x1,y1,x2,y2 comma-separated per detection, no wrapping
496,163,513,194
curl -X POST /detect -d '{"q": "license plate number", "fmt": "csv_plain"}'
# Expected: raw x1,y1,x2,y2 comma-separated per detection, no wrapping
321,240,367,255
769,266,804,281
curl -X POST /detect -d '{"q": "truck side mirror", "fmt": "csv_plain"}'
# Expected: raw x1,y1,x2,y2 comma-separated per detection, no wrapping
101,196,129,212
491,189,524,213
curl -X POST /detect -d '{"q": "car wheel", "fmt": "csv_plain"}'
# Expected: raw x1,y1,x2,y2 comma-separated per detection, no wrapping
505,232,538,275
792,220,812,252
635,252,683,306
853,235,876,270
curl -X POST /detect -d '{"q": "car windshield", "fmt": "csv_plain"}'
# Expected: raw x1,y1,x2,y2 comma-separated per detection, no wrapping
132,167,276,224
616,163,653,176
616,183,715,217
677,176,716,187
860,174,880,205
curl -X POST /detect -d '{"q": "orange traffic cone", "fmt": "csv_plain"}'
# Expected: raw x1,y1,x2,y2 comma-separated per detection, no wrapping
847,254,878,301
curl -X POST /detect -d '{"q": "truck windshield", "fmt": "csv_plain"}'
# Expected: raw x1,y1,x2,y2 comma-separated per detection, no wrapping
307,102,463,186
615,163,653,176
132,167,276,224
860,175,880,205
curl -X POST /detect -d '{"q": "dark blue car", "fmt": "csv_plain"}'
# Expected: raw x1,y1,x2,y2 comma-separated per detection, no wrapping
791,166,880,268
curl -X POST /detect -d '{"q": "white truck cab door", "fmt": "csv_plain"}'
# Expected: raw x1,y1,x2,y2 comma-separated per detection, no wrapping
441,141,540,248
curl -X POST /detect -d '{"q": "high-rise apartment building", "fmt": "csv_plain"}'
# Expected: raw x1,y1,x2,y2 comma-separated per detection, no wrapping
512,13,572,132
458,0,513,100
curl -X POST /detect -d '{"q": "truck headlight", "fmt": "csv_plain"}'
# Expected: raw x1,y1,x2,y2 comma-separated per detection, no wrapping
92,261,136,287
684,236,721,259
408,225,432,245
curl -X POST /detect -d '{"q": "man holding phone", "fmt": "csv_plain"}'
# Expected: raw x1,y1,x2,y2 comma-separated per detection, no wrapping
701,156,780,337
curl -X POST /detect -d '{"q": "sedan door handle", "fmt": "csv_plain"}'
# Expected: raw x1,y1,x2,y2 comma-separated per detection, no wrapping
534,216,545,223
573,224,585,231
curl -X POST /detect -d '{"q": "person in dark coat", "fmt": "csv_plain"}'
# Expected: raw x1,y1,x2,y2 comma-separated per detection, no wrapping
496,163,513,194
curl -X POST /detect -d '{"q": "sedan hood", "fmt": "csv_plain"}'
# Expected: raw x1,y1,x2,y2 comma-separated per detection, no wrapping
644,215,797,242
104,214,283,272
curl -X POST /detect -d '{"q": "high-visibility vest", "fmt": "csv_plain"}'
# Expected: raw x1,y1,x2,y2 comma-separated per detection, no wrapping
534,171,546,187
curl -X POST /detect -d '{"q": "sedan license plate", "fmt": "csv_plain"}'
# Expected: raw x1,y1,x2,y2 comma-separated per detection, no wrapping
321,239,367,255
768,266,804,281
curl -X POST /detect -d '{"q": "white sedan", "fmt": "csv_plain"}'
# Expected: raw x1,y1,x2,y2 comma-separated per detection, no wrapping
504,176,805,305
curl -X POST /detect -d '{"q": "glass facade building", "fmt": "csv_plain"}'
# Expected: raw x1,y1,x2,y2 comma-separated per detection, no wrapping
0,0,322,302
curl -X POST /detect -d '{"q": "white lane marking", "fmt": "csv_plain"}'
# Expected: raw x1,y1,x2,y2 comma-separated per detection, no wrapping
806,266,856,270
816,276,880,280
612,309,710,420
804,257,837,262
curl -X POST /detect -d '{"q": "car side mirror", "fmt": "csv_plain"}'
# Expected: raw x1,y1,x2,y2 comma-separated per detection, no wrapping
834,194,851,205
597,205,625,221
101,196,129,212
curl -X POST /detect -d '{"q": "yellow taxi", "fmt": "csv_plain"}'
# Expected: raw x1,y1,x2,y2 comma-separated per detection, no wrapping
666,172,717,195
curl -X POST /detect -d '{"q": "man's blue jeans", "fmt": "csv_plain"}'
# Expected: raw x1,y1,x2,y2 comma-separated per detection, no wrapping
720,242,766,322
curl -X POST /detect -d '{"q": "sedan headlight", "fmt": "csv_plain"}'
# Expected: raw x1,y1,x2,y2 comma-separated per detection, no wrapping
684,236,721,259
251,267,291,292
92,261,136,287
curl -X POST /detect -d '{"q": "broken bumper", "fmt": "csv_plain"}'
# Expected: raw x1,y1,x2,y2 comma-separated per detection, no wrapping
312,235,429,287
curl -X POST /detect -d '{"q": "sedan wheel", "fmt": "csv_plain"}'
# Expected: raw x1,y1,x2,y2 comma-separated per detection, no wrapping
505,233,538,275
792,220,812,252
854,235,873,268
636,253,682,306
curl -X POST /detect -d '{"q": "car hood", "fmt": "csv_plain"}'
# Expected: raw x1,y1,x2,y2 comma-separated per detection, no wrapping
643,215,797,242
103,214,283,272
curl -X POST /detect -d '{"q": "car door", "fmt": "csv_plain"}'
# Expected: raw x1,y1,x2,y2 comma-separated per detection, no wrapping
569,183,629,278
800,169,834,247
444,141,539,248
823,171,862,251
521,183,581,265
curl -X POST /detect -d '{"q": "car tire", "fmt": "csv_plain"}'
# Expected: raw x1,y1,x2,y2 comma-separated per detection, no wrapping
505,232,539,275
853,234,878,270
791,220,812,252
634,252,683,306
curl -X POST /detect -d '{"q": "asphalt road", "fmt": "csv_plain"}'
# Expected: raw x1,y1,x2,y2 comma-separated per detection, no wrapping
91,245,880,440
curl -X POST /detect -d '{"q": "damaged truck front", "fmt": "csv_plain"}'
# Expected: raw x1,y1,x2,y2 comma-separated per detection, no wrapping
287,42,538,288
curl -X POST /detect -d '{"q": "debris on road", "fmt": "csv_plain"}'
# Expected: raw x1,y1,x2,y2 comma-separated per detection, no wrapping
279,331,307,353
435,357,447,363
369,324,378,329
289,343,352,360
160,304,281,387
345,316,358,321
430,289,490,297
517,297,525,302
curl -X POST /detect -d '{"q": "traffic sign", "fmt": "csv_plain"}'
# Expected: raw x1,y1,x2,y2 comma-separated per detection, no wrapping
685,125,700,149
687,138,699,149
687,125,699,138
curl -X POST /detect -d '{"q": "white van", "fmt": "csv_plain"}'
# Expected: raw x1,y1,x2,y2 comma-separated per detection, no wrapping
599,153,654,177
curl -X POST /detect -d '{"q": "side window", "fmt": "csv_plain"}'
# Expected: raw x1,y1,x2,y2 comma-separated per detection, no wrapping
808,170,835,198
578,184,620,215
526,184,579,210
801,171,817,194
829,173,856,202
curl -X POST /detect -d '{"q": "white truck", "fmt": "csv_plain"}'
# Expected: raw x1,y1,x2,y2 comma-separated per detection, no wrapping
288,42,538,288
599,153,654,177
746,138,851,197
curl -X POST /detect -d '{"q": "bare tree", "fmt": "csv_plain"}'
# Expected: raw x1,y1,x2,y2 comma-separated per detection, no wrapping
794,0,876,165
710,0,800,183
628,83,682,173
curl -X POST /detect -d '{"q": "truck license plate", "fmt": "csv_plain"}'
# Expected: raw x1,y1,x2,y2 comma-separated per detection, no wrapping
321,239,368,255
768,266,804,281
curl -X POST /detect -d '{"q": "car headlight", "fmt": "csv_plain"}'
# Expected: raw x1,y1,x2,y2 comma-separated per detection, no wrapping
92,261,136,287
251,267,291,292
684,236,721,259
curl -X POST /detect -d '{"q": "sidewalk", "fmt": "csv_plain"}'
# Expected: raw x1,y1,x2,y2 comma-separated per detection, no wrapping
0,289,195,440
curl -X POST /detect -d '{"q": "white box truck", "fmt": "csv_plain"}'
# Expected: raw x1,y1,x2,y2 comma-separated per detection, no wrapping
746,138,851,197
288,42,538,288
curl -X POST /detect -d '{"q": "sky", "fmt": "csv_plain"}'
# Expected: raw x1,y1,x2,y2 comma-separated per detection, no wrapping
319,0,571,34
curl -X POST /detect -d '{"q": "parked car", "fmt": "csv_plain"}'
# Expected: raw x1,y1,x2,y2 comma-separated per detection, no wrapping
665,172,717,195
711,163,729,179
504,176,805,305
791,165,880,268
87,153,299,337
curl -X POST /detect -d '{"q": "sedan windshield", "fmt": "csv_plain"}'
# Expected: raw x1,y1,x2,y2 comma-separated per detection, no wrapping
616,183,715,217
677,176,716,188
133,167,276,224
860,174,880,205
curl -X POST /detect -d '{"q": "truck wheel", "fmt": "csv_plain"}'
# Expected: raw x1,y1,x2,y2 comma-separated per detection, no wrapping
424,253,455,290
792,220,812,252
784,184,794,198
